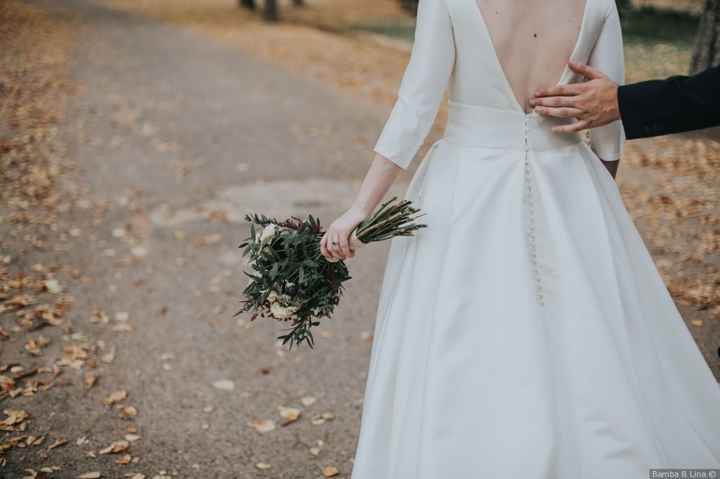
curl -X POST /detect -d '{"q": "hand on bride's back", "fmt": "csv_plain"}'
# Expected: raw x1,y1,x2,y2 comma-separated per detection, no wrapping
320,207,368,262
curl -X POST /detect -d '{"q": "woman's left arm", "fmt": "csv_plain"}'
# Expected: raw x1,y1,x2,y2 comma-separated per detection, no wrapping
321,0,456,261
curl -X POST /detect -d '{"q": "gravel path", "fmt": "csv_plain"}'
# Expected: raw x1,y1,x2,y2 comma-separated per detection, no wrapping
7,0,405,476
3,0,717,477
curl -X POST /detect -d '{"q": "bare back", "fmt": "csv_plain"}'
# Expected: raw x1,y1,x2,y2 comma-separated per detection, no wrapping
477,0,587,112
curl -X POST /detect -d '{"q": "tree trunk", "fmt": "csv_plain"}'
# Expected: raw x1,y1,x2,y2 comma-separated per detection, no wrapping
691,0,720,73
263,0,279,21
292,0,304,6
238,0,255,10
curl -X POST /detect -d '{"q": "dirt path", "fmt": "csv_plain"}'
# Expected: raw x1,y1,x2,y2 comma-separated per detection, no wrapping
1,0,718,477
2,0,411,476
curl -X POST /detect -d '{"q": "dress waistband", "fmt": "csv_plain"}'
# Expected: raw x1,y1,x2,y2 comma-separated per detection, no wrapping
444,100,583,151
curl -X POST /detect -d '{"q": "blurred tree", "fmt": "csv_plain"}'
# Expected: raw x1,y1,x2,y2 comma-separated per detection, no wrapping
263,0,279,21
399,0,417,16
691,0,720,73
615,0,632,18
615,0,632,12
239,0,303,22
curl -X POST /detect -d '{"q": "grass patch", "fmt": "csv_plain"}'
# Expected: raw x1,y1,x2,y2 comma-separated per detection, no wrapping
621,6,700,46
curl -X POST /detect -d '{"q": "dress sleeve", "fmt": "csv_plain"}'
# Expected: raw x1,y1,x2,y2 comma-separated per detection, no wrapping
587,0,626,162
373,0,456,170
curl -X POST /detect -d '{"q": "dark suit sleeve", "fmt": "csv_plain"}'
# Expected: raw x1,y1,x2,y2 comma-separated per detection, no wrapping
617,65,720,140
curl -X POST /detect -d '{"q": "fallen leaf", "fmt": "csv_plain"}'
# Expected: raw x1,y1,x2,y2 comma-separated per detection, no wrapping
78,473,101,479
120,406,138,418
84,372,98,389
251,419,276,433
212,379,234,391
101,348,115,364
0,409,30,431
255,463,271,470
103,390,127,406
322,465,339,477
44,279,62,294
112,323,133,333
278,406,301,426
300,396,316,407
24,336,50,355
90,310,109,324
99,440,129,455
48,438,67,450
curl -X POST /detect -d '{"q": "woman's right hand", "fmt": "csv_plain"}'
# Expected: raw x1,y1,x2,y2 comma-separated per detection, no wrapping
320,206,368,262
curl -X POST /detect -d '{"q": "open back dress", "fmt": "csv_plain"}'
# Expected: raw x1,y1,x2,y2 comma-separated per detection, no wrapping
350,0,720,477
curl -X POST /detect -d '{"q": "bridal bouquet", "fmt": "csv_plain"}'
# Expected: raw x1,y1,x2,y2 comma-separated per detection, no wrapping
237,197,426,348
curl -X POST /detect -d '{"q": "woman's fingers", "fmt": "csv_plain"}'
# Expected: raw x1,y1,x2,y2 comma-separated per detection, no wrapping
338,231,352,259
322,231,338,261
322,225,359,262
328,230,343,260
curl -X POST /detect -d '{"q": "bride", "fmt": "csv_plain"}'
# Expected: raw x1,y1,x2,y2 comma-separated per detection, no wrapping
320,0,720,476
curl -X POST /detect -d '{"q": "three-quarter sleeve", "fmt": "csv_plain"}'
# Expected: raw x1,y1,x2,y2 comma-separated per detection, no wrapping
587,1,625,162
373,0,456,170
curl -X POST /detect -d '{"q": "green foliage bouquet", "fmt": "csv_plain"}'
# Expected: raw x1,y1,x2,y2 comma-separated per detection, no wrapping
238,197,426,348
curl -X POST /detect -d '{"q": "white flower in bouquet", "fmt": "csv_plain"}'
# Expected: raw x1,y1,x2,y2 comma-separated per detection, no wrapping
259,223,280,244
266,290,299,319
270,301,299,320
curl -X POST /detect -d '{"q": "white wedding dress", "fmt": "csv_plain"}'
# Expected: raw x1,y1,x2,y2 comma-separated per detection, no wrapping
351,0,720,477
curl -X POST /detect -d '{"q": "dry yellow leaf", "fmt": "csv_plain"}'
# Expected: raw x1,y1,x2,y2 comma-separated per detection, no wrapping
0,409,29,431
103,390,128,406
78,473,101,479
99,440,129,455
84,373,98,389
322,465,339,477
24,336,50,355
255,462,272,470
48,438,67,450
278,406,301,426
120,406,138,418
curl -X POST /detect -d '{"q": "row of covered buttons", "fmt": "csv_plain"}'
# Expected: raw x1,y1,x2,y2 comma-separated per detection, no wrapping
523,115,544,306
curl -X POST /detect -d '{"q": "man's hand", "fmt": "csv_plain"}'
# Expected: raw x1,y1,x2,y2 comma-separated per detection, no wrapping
530,62,621,133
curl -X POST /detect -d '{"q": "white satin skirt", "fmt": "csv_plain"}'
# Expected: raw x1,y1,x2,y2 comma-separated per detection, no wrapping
351,102,720,478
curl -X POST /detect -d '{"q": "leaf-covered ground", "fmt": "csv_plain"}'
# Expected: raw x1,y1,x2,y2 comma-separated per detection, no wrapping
0,0,717,476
